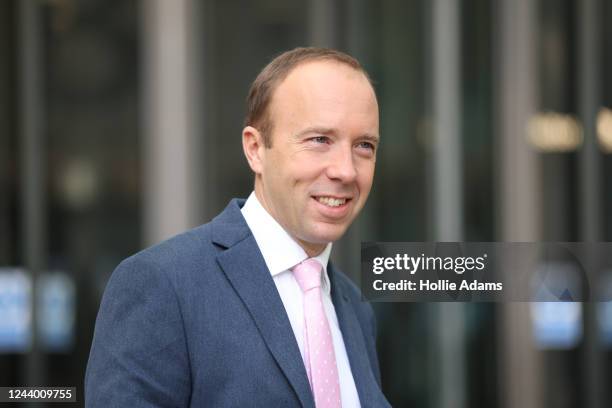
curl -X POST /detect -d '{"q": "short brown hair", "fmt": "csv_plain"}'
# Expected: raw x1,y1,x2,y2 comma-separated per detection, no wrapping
244,47,373,147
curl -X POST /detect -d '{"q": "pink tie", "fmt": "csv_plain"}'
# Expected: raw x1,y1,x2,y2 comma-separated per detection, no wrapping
292,259,342,408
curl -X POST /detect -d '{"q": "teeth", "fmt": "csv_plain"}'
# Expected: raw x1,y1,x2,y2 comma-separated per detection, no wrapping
317,196,347,207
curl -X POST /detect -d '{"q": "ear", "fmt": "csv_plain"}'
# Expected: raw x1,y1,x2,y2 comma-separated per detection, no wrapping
242,126,266,174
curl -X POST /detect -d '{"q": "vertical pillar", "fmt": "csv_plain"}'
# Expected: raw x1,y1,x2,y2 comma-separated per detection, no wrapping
431,1,465,407
578,0,601,242
308,0,337,48
495,1,542,407
578,0,602,406
433,0,463,242
141,0,202,245
0,0,11,263
18,0,45,390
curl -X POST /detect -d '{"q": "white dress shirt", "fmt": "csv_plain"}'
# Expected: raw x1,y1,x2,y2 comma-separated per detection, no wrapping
241,192,361,408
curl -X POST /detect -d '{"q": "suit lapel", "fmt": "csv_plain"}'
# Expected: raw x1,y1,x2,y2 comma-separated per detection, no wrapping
329,264,379,407
212,200,314,408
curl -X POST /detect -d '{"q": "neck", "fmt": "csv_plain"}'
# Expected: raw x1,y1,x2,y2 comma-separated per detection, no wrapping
297,240,327,258
253,185,327,258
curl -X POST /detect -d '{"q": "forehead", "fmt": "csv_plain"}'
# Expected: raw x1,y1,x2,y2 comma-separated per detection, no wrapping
268,60,378,123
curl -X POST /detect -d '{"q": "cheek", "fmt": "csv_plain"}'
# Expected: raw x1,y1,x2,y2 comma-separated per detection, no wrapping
289,159,325,185
267,163,307,202
356,163,375,193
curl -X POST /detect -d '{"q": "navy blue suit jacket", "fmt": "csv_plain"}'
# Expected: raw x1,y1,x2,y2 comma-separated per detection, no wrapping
85,199,390,407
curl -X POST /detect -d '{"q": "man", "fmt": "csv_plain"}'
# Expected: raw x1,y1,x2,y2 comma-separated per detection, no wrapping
85,47,390,407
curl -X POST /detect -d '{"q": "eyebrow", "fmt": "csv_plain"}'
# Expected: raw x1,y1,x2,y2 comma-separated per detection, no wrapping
294,126,380,143
360,134,381,144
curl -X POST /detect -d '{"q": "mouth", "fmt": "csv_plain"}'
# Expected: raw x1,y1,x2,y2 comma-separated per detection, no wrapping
308,192,359,225
313,195,351,208
310,195,354,221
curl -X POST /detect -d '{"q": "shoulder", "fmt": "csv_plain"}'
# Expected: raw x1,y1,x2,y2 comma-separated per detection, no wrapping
113,197,249,286
124,198,247,264
127,222,215,268
108,222,216,289
104,197,252,306
101,220,219,307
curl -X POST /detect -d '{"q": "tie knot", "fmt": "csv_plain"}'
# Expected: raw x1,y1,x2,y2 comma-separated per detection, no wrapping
292,258,323,292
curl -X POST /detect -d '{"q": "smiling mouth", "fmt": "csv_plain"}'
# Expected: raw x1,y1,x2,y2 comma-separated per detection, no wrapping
313,196,351,207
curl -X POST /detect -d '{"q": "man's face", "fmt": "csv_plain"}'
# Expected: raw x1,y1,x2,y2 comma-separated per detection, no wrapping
253,60,379,255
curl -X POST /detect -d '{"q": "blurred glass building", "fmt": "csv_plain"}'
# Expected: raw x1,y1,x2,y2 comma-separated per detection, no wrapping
1,0,612,407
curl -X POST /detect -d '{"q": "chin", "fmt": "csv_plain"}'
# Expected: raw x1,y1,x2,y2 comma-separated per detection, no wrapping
306,225,348,244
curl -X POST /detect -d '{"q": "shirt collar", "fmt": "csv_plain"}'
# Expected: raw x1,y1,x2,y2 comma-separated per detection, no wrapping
241,191,333,291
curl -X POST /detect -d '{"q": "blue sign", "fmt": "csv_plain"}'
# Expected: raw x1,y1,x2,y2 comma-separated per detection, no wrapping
531,301,582,349
0,269,32,352
38,272,76,351
596,272,612,346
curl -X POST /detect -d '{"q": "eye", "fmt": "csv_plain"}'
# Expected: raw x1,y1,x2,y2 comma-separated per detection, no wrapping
357,141,375,151
310,136,330,144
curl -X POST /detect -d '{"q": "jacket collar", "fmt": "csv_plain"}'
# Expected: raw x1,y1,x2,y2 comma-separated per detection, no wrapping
210,198,251,249
211,199,315,407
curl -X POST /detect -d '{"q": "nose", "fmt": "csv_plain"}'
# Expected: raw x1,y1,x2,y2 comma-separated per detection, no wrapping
326,145,357,183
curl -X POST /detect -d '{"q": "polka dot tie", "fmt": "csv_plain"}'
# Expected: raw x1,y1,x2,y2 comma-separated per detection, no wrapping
292,258,342,408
